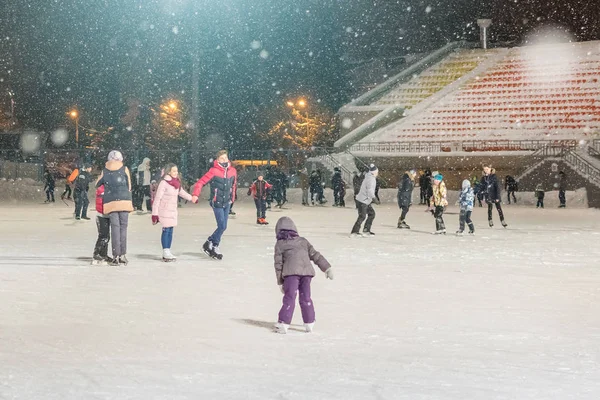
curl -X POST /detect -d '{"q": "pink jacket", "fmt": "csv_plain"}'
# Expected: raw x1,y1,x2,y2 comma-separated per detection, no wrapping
152,177,192,228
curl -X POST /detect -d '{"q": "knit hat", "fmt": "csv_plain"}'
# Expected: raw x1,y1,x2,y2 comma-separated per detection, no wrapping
368,163,378,172
107,150,123,161
334,167,341,172
434,174,443,181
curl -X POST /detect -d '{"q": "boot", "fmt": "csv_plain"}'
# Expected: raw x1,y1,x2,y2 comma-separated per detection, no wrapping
501,220,508,228
468,223,475,235
212,245,223,260
202,240,213,256
489,219,494,227
275,322,289,334
119,255,129,265
162,248,176,262
256,218,262,225
91,254,107,265
397,220,410,229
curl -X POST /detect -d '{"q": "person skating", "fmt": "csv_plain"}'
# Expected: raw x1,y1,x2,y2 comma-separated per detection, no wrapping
273,216,333,334
309,170,321,206
248,172,272,225
352,171,363,209
331,167,344,207
397,169,416,229
535,184,545,208
43,169,55,203
191,150,237,260
151,163,193,262
472,175,484,207
429,174,448,234
456,179,475,236
74,165,92,220
92,184,112,265
482,165,507,227
558,171,567,208
96,150,134,266
299,167,310,206
338,179,347,207
350,164,380,237
137,157,152,213
505,175,518,204
62,166,78,200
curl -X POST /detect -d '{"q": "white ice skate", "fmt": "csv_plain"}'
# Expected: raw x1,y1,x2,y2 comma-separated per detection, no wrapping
433,229,446,235
349,232,364,238
304,322,315,333
162,248,176,262
274,322,289,334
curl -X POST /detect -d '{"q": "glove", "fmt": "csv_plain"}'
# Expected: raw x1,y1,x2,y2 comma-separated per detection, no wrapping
151,215,159,225
325,268,334,280
279,285,285,294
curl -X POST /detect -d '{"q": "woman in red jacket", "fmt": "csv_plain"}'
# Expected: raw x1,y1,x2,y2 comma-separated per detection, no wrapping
191,150,237,260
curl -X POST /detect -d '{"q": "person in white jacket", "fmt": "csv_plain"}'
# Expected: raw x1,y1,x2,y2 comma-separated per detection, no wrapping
350,164,380,237
137,157,152,212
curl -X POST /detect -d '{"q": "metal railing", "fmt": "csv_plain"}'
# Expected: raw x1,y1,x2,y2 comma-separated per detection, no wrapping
563,149,600,187
348,139,579,154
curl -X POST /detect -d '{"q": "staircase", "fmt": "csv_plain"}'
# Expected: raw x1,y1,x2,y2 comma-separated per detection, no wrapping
308,151,356,185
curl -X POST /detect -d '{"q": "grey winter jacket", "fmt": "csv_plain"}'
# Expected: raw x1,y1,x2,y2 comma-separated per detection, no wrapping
274,217,331,285
355,171,377,205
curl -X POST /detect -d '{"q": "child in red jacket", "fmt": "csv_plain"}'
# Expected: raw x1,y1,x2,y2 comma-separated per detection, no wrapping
247,172,272,225
92,185,111,265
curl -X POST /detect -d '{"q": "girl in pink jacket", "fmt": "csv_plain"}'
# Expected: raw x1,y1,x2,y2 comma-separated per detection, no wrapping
151,163,193,261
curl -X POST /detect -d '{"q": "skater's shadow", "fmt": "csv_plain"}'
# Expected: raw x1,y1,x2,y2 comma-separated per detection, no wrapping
180,252,206,258
75,256,90,261
134,254,163,261
234,318,306,333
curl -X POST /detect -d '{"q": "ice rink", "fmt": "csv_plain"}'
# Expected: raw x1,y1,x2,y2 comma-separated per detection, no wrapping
1,200,600,399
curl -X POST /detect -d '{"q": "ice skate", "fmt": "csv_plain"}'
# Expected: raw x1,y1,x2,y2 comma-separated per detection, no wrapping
256,218,262,225
91,254,107,265
119,255,129,265
488,220,494,227
362,230,375,236
433,229,446,235
81,216,91,220
162,249,176,262
397,220,410,229
501,220,508,228
202,240,213,257
304,322,315,333
468,230,475,235
109,257,120,266
456,230,464,236
274,322,289,334
350,232,363,238
212,245,223,260
259,218,269,225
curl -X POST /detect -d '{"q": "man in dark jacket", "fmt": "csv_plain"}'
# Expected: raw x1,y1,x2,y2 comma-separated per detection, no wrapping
74,165,92,220
558,171,567,208
481,166,507,227
397,169,417,229
309,170,325,205
420,169,432,205
504,175,518,204
299,168,309,206
43,169,55,203
331,167,344,207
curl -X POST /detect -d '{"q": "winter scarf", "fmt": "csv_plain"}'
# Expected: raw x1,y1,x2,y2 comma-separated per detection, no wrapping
165,177,181,190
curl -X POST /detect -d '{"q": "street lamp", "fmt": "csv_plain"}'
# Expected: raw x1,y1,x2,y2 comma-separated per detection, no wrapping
69,109,79,147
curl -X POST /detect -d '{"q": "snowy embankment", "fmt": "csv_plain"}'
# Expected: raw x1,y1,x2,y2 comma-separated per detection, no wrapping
0,178,590,209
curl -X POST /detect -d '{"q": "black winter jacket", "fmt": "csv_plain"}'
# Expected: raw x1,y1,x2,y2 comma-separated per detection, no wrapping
397,173,414,208
482,173,501,201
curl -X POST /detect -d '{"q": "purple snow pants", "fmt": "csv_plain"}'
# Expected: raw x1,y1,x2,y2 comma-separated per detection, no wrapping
278,275,315,325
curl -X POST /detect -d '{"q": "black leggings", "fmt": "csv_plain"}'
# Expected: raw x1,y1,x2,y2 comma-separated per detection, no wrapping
487,201,505,221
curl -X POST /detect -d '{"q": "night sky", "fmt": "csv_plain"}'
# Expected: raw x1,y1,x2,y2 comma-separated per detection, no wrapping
1,0,598,148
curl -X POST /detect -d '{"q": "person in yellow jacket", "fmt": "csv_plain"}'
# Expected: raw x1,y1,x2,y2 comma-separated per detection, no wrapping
429,174,448,234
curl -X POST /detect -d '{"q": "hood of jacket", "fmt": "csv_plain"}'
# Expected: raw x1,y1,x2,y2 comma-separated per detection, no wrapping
275,216,298,235
105,160,124,171
138,158,151,171
462,179,471,190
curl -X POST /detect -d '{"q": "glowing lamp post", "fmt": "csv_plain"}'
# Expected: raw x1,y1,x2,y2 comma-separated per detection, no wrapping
69,109,80,147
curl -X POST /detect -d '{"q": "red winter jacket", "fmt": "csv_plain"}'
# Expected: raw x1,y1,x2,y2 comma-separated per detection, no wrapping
248,180,272,200
95,185,105,215
192,160,237,208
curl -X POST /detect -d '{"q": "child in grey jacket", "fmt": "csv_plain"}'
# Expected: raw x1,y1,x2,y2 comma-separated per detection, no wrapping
274,216,333,334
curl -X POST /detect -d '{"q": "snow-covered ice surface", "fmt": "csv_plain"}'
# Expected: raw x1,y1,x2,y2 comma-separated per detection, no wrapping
1,202,600,399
